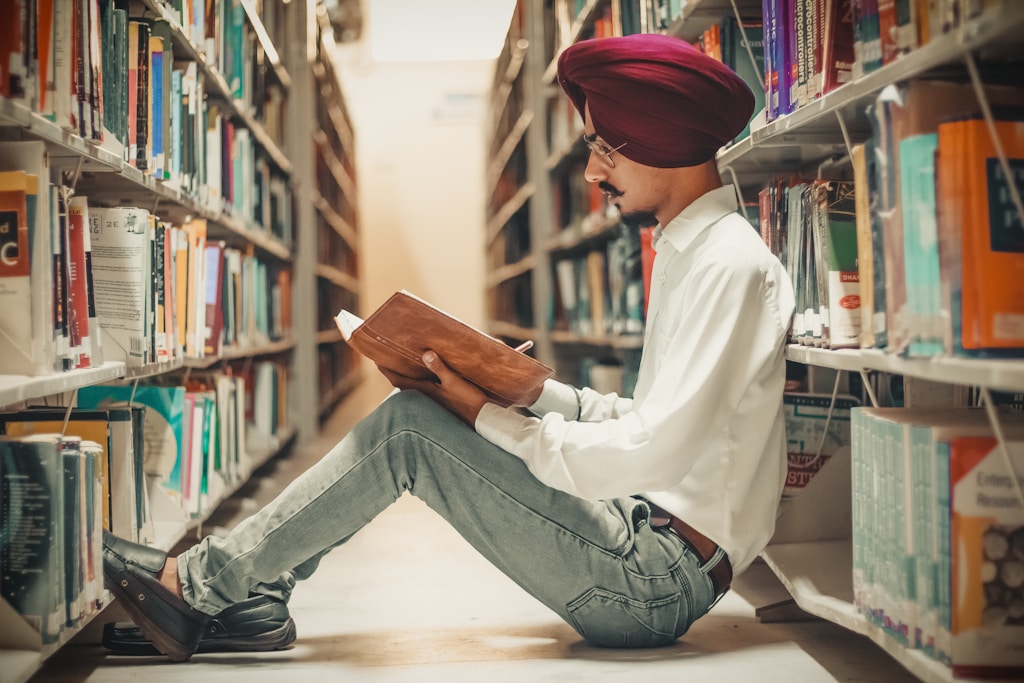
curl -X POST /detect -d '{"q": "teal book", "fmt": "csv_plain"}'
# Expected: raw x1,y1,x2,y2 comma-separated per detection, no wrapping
0,437,65,643
726,17,766,142
898,133,943,357
77,385,185,503
59,437,83,628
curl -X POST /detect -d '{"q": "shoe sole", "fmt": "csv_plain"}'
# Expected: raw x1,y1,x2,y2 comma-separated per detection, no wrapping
104,618,297,656
103,565,204,662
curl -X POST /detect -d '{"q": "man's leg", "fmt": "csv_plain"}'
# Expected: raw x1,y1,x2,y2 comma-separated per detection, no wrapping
178,390,717,648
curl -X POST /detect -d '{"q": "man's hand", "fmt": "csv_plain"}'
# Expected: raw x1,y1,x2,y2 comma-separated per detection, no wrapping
378,351,489,426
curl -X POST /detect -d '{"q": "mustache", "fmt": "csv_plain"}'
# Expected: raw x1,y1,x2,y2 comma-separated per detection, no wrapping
599,181,623,198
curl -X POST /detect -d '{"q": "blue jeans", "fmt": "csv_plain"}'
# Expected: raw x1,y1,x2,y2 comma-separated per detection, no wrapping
178,390,718,648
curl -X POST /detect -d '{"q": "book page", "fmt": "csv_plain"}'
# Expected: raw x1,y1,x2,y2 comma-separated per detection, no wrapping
334,309,363,341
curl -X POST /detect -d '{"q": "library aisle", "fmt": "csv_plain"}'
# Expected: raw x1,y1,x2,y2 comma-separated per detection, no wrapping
32,369,919,683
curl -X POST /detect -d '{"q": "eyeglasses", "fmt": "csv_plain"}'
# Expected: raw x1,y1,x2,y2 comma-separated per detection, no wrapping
582,134,627,168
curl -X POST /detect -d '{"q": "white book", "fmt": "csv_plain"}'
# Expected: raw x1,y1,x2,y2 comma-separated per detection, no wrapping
88,207,151,365
52,2,75,130
106,408,138,542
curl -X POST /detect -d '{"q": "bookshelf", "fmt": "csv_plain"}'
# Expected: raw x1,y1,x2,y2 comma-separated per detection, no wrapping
0,1,359,681
484,1,1024,681
310,3,361,423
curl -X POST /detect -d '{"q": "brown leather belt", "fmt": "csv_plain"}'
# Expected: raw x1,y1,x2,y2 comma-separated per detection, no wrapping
645,501,733,597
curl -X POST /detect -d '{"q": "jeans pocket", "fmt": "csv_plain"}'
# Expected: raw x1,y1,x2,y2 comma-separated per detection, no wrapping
566,587,680,648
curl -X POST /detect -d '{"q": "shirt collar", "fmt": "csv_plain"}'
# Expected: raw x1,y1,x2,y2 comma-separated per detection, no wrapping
651,185,739,254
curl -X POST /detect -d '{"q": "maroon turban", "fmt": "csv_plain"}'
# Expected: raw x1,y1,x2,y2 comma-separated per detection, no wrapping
557,33,754,168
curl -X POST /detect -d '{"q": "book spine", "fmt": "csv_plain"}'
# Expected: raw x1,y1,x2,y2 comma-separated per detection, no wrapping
135,21,149,172
65,196,91,368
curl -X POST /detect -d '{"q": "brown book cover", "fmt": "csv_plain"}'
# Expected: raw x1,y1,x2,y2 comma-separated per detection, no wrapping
336,290,553,407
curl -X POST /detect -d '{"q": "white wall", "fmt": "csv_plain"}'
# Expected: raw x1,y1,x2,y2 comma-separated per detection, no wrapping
332,53,493,329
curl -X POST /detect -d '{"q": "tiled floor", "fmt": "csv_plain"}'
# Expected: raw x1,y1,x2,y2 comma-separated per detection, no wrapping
34,372,920,682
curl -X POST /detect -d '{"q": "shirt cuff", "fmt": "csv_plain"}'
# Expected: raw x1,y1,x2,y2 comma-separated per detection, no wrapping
474,402,535,458
527,379,579,420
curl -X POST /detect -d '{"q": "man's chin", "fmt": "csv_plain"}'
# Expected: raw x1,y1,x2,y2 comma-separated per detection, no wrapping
620,210,659,229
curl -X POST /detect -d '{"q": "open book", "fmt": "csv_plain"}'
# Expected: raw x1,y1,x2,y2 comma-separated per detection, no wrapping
335,290,554,407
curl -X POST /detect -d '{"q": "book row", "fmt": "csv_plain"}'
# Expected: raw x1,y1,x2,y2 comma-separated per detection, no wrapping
2,0,286,151
551,224,646,340
0,140,292,377
752,0,997,124
758,79,1024,356
548,1,1010,145
0,362,289,643
0,433,105,644
850,407,1024,678
1,0,291,239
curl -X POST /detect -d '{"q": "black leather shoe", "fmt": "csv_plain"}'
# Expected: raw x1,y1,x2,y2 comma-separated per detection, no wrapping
102,529,210,662
103,594,297,655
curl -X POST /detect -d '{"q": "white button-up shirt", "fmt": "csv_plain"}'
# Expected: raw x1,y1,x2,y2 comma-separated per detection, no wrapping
475,185,795,574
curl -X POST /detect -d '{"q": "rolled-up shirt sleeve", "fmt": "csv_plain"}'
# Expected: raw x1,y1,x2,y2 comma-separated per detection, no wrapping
475,254,781,501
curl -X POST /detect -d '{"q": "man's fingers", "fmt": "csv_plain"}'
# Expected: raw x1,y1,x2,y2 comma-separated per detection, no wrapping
422,350,449,380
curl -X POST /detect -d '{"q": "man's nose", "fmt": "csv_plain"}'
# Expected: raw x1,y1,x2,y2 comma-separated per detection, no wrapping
583,154,605,184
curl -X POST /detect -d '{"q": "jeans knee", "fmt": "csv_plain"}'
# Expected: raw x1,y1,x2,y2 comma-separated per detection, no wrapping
372,390,451,433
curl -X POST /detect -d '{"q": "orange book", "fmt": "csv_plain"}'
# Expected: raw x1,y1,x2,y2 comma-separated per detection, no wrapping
277,267,292,336
183,218,207,357
876,0,900,64
174,225,189,351
949,435,1024,677
957,118,1024,351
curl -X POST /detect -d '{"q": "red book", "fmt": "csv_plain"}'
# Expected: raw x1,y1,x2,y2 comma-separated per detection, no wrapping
128,22,139,165
821,0,856,95
66,197,92,368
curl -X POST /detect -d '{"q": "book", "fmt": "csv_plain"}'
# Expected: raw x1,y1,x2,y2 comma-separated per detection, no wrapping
853,143,877,348
104,409,136,541
85,205,149,366
898,133,943,357
65,195,93,368
77,385,186,506
821,0,856,95
0,170,36,375
0,410,113,533
203,240,225,356
0,141,55,376
871,80,1024,354
335,290,554,407
58,435,83,627
948,434,1024,677
814,180,860,349
956,117,1024,353
0,437,65,643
